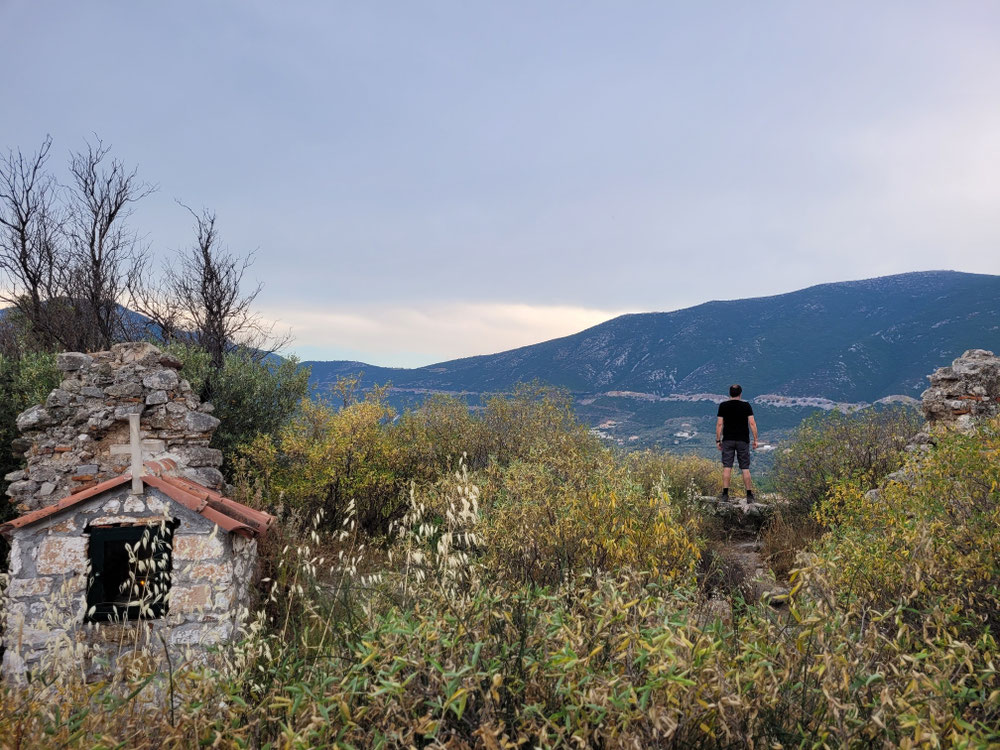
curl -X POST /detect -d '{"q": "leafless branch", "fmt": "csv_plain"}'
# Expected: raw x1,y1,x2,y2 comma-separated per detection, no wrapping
166,204,290,366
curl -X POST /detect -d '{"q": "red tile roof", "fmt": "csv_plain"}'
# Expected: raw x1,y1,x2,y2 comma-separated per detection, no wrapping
1,475,133,533
0,468,275,539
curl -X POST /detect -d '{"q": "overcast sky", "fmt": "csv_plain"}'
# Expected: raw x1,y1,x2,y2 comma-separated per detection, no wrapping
3,1,999,365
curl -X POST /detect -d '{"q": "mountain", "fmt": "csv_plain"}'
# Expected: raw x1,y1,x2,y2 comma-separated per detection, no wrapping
306,271,1000,400
304,271,1000,450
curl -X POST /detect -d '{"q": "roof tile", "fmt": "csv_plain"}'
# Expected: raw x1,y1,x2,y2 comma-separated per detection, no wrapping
0,471,274,539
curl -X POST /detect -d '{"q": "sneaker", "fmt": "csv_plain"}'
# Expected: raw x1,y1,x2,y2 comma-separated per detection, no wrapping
746,490,755,502
718,489,730,502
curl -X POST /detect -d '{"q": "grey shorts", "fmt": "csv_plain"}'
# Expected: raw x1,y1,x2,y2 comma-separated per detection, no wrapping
721,440,750,470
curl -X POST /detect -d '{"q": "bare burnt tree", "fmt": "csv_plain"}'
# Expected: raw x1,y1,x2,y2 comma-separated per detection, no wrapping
63,139,153,351
3,136,281,363
163,205,288,368
1,137,153,353
0,136,65,350
127,255,186,345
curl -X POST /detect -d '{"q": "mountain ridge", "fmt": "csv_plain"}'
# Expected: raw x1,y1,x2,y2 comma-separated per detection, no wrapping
305,270,1000,404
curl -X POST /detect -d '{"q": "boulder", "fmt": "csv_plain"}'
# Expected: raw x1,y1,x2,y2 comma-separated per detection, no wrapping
16,405,54,432
185,411,221,433
921,349,1000,429
56,352,92,371
143,369,179,390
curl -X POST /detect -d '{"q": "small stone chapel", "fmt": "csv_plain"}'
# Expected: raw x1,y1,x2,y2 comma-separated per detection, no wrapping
1,343,274,680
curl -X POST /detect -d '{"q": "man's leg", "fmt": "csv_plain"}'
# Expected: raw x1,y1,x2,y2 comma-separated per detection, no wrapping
737,442,754,499
720,441,736,499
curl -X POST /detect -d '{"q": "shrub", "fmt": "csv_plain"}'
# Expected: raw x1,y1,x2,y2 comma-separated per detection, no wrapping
485,459,702,585
476,381,602,472
2,419,999,747
394,394,482,479
236,383,407,533
623,449,718,501
814,417,1000,633
164,343,311,477
759,507,821,580
772,404,922,510
0,351,59,569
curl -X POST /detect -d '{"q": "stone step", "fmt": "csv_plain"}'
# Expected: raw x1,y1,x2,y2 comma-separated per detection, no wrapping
691,495,774,528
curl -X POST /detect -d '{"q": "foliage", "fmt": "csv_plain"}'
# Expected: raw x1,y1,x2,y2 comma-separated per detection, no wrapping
4,390,999,746
235,379,712,548
759,507,822,580
238,382,405,533
0,350,59,568
772,404,922,510
486,459,701,585
622,448,718,501
814,418,1000,636
0,351,60,483
164,342,310,477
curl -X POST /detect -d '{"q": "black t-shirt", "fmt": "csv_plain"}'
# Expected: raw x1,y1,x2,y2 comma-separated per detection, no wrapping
717,399,753,442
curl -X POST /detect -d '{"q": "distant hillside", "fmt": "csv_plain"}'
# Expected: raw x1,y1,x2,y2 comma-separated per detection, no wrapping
307,271,1000,400
304,271,1000,451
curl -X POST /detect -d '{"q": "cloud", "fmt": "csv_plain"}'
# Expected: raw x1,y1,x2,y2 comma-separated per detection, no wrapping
261,302,628,367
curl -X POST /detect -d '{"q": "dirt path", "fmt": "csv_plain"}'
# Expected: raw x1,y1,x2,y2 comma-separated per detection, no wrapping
694,495,790,608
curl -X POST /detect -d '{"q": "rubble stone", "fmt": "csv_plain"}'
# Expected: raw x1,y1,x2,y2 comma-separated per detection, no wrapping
143,369,179,390
6,343,225,511
145,390,168,405
37,537,88,575
920,349,1000,432
56,352,93,371
184,411,221,433
173,535,225,560
16,406,54,432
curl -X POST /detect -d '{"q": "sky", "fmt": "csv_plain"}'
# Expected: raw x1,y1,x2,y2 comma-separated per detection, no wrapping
2,1,999,366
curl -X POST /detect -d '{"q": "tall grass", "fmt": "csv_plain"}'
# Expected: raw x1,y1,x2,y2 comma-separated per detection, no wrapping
1,398,997,747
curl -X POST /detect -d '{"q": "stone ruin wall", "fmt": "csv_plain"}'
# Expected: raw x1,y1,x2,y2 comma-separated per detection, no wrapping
919,348,1000,433
4,342,224,512
2,483,256,679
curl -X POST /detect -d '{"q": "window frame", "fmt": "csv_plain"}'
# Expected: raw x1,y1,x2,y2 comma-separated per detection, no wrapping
84,520,177,623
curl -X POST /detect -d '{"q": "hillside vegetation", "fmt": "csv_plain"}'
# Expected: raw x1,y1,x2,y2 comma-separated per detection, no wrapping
305,270,1000,450
1,368,997,748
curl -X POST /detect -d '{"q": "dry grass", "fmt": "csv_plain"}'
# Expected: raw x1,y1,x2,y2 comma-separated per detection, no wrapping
1,411,998,747
760,507,822,580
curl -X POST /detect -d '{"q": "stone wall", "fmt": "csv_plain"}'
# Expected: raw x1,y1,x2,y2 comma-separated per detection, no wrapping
4,342,223,512
921,349,1000,432
2,484,252,680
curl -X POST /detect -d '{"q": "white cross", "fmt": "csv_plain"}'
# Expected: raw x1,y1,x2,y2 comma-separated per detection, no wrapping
128,413,144,495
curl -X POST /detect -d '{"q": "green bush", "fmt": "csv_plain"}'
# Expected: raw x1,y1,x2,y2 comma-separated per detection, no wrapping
164,343,311,478
771,404,922,510
623,449,718,501
0,351,60,568
3,407,999,747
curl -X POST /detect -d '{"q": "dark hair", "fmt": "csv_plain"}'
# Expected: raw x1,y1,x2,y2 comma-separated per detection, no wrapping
729,384,742,398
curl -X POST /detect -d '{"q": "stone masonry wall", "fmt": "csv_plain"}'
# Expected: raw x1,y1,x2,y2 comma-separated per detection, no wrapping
1,484,253,680
920,349,1000,432
4,342,223,512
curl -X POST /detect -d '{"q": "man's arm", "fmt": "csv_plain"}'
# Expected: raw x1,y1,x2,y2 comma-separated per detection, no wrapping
716,416,724,449
748,415,758,449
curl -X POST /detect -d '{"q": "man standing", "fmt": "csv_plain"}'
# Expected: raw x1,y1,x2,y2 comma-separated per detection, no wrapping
716,384,758,501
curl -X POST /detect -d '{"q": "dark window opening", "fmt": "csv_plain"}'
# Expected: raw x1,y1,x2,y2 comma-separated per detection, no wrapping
85,521,176,622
